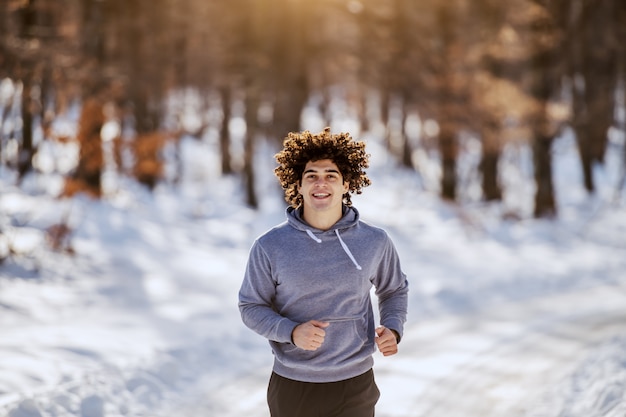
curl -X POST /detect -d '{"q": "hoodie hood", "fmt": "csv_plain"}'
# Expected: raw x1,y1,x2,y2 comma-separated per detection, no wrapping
286,205,362,270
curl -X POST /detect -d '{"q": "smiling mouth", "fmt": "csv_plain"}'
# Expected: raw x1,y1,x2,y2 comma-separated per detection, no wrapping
312,193,330,198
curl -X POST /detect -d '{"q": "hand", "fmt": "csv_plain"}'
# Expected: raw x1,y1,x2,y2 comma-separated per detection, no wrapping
292,320,330,351
375,326,398,356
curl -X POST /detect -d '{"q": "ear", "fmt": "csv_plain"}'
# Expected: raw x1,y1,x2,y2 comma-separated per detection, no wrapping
343,181,349,193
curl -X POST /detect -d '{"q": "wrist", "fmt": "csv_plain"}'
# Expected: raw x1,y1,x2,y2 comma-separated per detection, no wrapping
390,329,400,343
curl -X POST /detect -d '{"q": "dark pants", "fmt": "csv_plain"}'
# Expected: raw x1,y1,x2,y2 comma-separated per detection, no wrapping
267,369,380,417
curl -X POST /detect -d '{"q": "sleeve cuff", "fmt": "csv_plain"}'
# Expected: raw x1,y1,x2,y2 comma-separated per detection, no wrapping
382,319,404,343
277,318,300,344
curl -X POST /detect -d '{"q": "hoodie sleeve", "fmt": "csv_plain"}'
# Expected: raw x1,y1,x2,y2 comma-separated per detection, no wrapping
238,240,300,344
373,235,409,342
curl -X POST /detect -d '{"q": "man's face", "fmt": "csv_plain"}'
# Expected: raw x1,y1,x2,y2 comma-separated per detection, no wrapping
299,159,349,215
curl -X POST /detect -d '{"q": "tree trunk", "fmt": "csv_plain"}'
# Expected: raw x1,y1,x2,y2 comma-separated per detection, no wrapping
272,78,307,139
533,130,556,218
219,85,233,175
439,124,457,200
480,125,502,201
480,151,501,201
400,109,412,168
18,73,35,181
244,91,259,208
380,89,392,151
0,90,14,161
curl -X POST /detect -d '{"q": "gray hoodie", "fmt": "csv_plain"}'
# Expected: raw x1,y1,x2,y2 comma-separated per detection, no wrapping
238,205,408,383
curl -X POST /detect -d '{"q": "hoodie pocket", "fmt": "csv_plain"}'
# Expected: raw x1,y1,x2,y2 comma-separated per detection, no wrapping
342,316,368,344
321,315,370,352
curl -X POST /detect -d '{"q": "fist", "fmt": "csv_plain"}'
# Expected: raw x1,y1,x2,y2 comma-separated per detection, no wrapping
292,320,330,351
375,326,398,356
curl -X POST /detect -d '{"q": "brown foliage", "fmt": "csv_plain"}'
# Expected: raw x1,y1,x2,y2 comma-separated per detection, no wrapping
63,97,105,198
132,132,166,190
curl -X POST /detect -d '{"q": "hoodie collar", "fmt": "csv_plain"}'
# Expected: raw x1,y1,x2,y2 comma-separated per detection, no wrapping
286,205,359,233
286,205,362,270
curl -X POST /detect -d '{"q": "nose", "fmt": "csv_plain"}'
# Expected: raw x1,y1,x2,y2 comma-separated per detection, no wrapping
314,177,328,187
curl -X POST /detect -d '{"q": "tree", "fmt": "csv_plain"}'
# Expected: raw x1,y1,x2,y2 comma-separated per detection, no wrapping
469,0,510,202
526,1,566,217
566,0,621,193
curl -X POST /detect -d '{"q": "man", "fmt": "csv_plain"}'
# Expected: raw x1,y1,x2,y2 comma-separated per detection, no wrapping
239,127,409,417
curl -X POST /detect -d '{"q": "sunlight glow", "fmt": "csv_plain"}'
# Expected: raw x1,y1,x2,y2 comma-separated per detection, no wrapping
347,0,363,14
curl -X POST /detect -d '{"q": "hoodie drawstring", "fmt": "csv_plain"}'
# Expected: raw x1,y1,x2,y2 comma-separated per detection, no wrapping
306,229,322,243
305,229,363,270
335,230,363,270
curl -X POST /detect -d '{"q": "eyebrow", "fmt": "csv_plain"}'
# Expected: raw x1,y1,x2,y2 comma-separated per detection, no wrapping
303,168,341,174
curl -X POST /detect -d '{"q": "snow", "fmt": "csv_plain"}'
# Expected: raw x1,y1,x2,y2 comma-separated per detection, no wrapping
1,123,625,417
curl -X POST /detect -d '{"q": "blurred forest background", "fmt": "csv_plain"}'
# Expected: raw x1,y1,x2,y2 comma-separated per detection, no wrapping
1,0,625,217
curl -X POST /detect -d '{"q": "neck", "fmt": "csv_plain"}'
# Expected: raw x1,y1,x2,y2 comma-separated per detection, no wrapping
302,207,343,231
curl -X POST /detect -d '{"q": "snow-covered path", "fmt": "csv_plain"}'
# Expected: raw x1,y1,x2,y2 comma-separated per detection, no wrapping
378,284,626,417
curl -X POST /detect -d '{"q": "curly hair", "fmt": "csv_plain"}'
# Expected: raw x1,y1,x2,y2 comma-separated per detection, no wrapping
274,127,371,208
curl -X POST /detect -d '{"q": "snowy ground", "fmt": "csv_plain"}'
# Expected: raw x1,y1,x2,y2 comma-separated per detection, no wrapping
1,130,625,417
